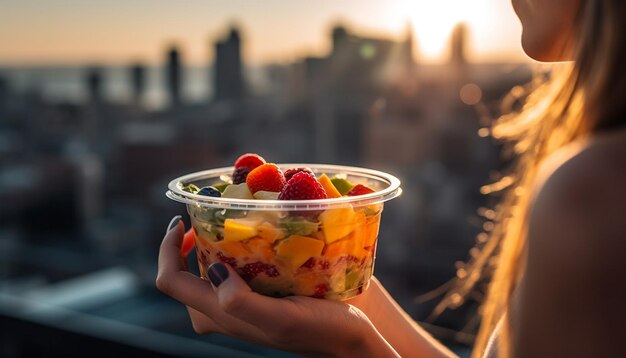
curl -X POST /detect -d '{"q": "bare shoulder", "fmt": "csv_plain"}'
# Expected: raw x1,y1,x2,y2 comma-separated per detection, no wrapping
513,129,626,357
533,129,626,241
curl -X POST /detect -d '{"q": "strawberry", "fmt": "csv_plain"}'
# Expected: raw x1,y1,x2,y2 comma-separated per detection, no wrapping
284,167,314,182
246,163,287,193
234,153,266,171
312,284,329,298
347,184,375,196
279,172,327,200
181,228,196,257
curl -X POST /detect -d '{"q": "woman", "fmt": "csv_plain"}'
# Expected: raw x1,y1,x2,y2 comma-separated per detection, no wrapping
156,0,626,356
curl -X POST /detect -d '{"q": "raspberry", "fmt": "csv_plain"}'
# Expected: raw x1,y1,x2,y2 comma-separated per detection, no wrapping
347,184,375,196
234,153,266,170
300,257,316,269
312,284,329,298
284,167,314,182
319,260,330,270
232,167,251,184
217,252,238,267
246,163,287,193
241,262,280,280
278,172,327,200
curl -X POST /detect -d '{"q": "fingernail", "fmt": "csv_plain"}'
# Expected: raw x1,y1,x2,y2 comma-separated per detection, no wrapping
208,263,229,287
167,215,182,233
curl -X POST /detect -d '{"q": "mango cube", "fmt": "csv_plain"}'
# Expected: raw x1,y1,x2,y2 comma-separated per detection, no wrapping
319,207,367,244
246,237,275,261
216,240,251,258
318,173,342,198
257,221,285,242
224,218,261,242
276,235,325,269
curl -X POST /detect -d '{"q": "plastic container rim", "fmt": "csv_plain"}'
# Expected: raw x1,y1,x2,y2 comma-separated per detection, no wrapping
166,163,402,211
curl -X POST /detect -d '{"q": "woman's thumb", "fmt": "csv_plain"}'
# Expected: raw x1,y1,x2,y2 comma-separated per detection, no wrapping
207,262,283,328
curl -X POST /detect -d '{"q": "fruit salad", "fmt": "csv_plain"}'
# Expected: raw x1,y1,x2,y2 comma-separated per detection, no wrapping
170,154,401,300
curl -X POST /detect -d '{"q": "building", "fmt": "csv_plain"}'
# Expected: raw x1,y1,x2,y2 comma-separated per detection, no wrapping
166,46,182,107
213,27,245,101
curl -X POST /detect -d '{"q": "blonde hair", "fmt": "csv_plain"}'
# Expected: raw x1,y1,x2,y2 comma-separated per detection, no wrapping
431,1,626,357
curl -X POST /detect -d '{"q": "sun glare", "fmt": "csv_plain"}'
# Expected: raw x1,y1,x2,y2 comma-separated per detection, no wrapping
390,0,491,62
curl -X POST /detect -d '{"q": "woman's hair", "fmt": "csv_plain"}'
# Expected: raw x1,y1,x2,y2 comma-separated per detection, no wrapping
432,1,626,357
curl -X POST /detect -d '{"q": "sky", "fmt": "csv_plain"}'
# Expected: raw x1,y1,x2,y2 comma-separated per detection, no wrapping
0,0,527,66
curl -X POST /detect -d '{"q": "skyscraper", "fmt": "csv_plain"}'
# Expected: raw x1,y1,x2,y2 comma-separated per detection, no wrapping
129,62,146,106
166,46,182,107
85,66,104,104
450,23,468,66
213,27,244,101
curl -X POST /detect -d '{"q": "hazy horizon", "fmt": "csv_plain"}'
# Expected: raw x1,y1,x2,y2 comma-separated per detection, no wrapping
1,0,528,66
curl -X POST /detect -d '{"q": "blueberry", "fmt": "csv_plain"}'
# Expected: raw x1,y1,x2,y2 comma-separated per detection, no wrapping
198,186,221,197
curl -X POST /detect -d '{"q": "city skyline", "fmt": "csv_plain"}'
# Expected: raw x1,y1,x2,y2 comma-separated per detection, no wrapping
1,0,527,66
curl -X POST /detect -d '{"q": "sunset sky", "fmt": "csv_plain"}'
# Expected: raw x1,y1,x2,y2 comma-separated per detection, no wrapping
0,0,526,66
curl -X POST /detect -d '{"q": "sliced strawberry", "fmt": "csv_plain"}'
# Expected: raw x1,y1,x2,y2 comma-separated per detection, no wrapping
347,184,375,196
234,153,266,170
181,228,196,257
246,163,287,193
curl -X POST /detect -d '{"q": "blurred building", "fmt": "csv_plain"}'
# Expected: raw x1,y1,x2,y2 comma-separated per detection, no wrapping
166,46,183,108
129,63,146,106
450,23,468,67
213,27,245,102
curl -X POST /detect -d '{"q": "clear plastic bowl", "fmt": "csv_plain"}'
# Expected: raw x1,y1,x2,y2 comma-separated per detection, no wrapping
166,164,402,300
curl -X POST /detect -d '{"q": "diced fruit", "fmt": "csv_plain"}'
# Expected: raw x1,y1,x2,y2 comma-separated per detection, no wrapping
253,191,280,200
241,262,280,280
276,235,325,269
312,283,329,298
232,167,252,184
213,183,229,193
317,173,342,198
246,238,276,261
198,186,221,197
330,177,354,195
222,183,254,199
246,163,287,193
224,218,262,241
364,218,380,249
216,242,250,259
319,206,358,244
345,270,361,289
257,222,285,242
217,251,240,267
284,167,314,182
324,217,368,259
279,172,327,200
279,218,320,236
329,268,346,293
323,237,355,258
347,184,375,196
181,228,196,257
234,153,266,170
183,183,201,194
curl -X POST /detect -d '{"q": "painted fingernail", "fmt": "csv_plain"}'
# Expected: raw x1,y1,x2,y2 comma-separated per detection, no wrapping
208,263,229,287
167,215,182,233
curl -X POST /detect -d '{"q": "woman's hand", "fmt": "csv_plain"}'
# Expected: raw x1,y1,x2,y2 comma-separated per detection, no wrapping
156,216,399,357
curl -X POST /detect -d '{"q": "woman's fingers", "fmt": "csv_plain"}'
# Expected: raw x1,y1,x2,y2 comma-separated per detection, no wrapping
156,218,217,308
209,263,301,339
186,306,221,334
157,218,269,343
